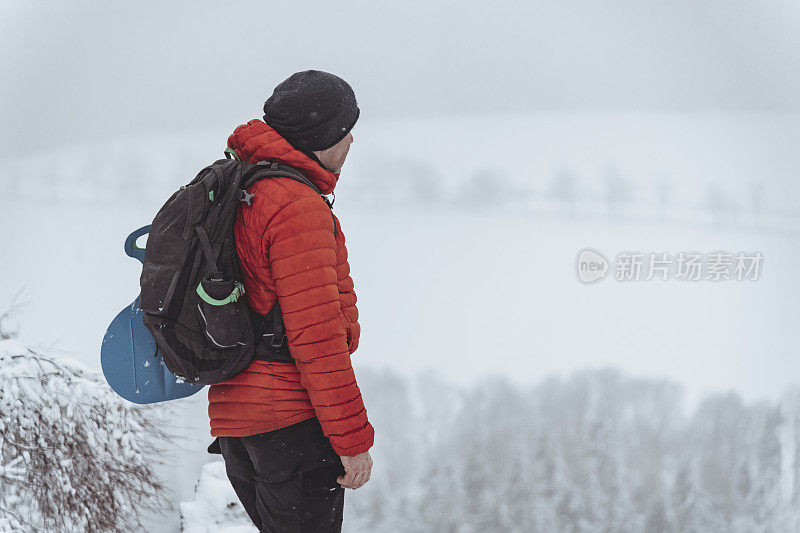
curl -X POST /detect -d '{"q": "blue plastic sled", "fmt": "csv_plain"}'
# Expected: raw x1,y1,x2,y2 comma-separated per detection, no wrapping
101,225,204,404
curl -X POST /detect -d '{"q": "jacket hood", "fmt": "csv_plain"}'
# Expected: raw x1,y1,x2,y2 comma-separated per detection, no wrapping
227,119,339,195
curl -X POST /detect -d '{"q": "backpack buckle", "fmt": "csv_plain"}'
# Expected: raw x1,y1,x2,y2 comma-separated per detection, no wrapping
239,189,255,206
262,332,286,349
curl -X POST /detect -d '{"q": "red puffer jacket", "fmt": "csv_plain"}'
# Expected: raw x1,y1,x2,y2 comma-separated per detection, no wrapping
207,119,373,457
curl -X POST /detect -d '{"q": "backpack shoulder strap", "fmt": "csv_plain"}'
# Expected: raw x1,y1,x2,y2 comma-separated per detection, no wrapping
242,161,323,193
241,160,337,232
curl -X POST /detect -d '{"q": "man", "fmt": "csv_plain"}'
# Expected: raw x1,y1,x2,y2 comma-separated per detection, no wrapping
207,70,374,532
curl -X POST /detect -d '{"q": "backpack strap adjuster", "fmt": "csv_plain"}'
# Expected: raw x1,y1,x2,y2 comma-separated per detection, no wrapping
261,332,286,349
239,189,255,206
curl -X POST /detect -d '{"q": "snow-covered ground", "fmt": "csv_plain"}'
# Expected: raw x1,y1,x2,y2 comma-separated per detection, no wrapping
1,111,798,531
179,461,256,533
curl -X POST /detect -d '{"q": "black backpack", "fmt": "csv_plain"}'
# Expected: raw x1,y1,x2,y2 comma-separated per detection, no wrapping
139,149,334,385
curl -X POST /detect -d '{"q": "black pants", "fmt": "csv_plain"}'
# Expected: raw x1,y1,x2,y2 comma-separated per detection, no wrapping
211,417,346,533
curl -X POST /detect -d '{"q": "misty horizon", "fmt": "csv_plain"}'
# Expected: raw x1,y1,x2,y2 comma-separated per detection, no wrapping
2,0,800,158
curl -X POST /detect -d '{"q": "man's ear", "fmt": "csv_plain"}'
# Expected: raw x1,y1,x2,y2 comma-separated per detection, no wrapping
307,149,332,172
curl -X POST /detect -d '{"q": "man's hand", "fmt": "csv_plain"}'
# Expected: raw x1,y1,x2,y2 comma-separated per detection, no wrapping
337,451,373,490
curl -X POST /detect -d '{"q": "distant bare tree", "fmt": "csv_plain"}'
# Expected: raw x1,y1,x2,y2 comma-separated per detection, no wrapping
548,168,578,217
604,164,633,218
361,155,443,207
656,176,671,220
119,151,149,205
750,180,766,230
458,168,512,210
704,182,734,229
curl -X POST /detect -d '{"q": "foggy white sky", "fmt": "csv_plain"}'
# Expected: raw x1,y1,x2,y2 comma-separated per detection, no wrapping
1,0,799,158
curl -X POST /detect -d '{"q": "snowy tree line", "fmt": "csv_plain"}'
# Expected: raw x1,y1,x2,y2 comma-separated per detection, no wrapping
353,159,789,235
6,147,798,236
342,368,800,533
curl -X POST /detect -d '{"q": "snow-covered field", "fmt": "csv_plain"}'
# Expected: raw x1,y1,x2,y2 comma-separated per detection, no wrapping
1,197,797,404
2,111,799,531
2,201,798,405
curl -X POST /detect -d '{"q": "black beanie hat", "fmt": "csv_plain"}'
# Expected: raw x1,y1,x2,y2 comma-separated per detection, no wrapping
262,70,360,152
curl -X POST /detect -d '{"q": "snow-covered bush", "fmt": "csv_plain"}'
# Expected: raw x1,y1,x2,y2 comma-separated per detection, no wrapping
0,316,169,532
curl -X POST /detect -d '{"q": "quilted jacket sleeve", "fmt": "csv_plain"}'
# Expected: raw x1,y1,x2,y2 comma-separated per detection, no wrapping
265,195,374,456
333,214,360,355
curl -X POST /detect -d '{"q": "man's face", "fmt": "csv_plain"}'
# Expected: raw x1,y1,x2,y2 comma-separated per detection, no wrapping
314,131,354,174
